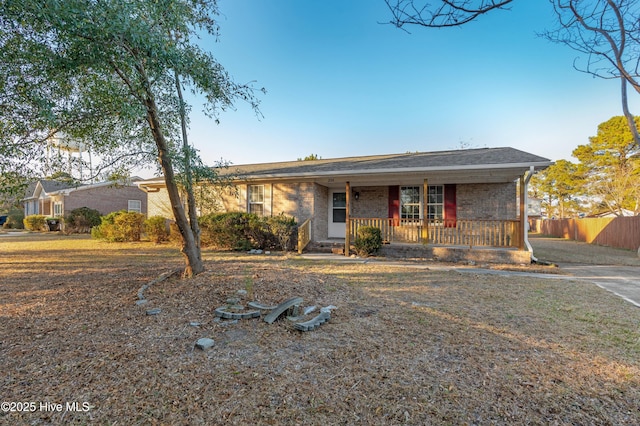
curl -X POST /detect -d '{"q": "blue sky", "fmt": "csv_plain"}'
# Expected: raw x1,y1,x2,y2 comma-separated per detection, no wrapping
177,0,638,171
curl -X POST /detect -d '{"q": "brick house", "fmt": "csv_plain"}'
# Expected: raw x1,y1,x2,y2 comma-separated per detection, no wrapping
23,179,148,219
137,147,552,263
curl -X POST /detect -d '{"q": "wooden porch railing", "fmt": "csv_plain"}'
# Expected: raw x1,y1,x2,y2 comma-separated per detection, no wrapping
349,218,521,248
297,218,312,254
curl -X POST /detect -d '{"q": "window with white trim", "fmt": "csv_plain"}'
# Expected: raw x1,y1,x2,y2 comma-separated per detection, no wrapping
248,185,265,216
128,200,142,213
426,185,444,220
53,201,63,217
400,186,421,220
400,185,444,220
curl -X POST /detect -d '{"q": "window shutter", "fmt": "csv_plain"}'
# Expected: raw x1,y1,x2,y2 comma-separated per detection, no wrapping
388,186,400,226
444,184,456,227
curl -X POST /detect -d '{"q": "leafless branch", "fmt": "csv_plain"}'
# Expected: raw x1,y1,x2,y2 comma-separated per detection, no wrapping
544,0,640,146
384,0,513,28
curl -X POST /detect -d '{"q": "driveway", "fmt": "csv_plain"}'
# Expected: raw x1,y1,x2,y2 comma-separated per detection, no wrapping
529,236,640,307
555,264,640,307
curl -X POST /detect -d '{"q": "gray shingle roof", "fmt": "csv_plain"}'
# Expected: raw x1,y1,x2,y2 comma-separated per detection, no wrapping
223,147,551,179
24,180,78,199
40,180,77,192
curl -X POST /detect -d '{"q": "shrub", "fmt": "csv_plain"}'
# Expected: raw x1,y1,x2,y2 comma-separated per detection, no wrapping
246,213,272,249
114,212,145,241
199,212,257,250
92,210,145,242
197,212,296,251
354,226,382,257
91,210,123,241
3,208,24,229
64,207,102,234
144,216,170,243
23,214,48,231
168,221,183,245
266,213,297,251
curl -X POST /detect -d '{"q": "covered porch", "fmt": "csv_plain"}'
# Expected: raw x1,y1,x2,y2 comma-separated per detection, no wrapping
298,171,533,263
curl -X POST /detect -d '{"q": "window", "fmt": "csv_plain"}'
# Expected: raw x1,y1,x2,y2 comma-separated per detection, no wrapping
128,200,142,213
53,202,63,217
427,185,444,220
400,186,421,219
248,185,265,216
399,185,444,220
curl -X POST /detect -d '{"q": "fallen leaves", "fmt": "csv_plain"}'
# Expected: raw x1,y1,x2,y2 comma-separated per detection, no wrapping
1,235,640,424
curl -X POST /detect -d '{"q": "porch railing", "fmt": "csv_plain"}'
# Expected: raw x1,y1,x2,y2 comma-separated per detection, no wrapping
349,218,521,248
297,218,312,254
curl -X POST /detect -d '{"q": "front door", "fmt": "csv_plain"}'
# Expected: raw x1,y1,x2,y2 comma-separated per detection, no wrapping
328,191,346,238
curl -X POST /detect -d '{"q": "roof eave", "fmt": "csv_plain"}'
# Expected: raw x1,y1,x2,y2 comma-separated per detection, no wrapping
233,161,554,181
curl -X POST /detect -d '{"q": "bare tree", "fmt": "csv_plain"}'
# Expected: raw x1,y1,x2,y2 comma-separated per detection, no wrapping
543,0,640,146
384,0,513,28
384,0,640,147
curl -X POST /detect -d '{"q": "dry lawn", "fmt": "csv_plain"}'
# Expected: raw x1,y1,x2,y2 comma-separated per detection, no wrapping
529,234,640,267
1,233,640,425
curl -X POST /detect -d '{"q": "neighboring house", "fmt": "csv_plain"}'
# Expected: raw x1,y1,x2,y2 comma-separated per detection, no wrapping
23,179,148,218
137,147,552,263
525,197,543,232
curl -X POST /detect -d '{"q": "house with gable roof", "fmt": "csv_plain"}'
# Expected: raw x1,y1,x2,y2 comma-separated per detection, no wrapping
137,147,552,263
23,179,147,220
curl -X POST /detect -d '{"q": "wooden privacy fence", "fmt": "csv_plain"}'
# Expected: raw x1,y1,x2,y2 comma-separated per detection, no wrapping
535,216,640,251
350,218,520,248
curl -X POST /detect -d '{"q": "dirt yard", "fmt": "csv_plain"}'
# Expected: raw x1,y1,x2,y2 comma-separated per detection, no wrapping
1,233,640,425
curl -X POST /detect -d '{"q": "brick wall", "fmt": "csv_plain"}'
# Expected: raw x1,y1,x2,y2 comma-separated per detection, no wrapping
350,186,388,218
313,184,328,241
204,182,327,240
272,183,314,219
456,182,517,220
233,182,329,241
64,185,147,216
349,183,517,221
144,181,518,242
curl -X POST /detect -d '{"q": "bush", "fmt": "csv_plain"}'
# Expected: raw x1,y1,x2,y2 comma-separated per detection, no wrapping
144,216,170,243
199,212,257,251
114,212,145,241
354,226,382,257
64,207,102,234
91,210,122,241
168,221,183,245
3,208,24,229
267,213,298,252
23,214,48,231
92,210,145,242
198,212,297,251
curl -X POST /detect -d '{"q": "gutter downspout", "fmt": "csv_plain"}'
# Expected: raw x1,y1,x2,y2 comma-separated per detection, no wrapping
523,166,537,263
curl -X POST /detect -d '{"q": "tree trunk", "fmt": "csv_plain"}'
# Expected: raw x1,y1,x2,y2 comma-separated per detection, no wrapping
174,71,202,252
144,93,204,277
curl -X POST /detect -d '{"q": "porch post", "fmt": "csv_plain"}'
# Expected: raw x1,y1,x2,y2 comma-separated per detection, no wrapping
345,181,351,256
519,174,526,250
422,178,428,244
